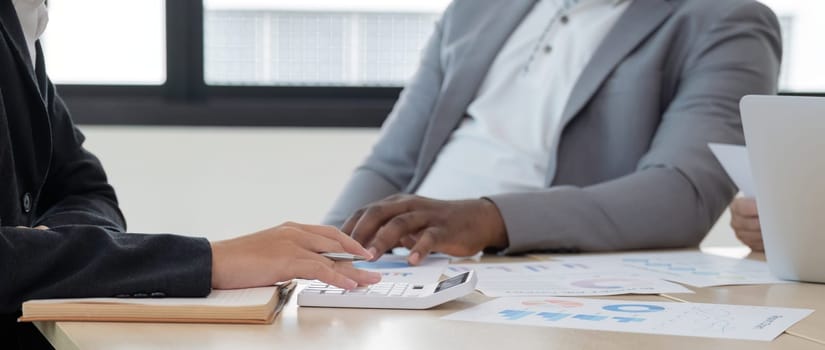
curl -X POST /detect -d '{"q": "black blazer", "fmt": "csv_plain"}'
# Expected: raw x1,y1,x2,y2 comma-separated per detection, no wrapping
0,2,212,348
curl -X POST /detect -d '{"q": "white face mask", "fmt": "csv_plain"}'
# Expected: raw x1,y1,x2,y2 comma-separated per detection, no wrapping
11,0,49,65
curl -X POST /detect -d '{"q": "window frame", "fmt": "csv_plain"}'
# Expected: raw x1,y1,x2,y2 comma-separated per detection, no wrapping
60,0,400,127
58,0,823,127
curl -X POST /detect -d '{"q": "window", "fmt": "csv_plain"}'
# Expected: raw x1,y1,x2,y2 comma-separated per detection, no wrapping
203,0,450,86
42,0,166,85
41,0,825,127
759,0,825,93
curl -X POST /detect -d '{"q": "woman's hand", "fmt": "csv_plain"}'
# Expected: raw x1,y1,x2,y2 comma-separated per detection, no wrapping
210,222,382,290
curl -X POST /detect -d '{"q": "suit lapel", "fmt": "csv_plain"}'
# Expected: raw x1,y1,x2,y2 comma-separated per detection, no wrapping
410,0,539,190
0,1,43,96
558,0,673,130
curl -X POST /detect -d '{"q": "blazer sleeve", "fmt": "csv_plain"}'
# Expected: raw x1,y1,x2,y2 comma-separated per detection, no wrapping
489,2,782,253
0,80,213,314
323,5,452,227
0,225,212,314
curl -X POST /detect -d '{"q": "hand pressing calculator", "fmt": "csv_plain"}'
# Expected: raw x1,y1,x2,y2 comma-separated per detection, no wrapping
297,271,477,309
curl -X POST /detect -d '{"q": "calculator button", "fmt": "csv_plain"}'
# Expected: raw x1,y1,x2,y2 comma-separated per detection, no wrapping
302,289,323,294
412,285,424,290
323,290,345,294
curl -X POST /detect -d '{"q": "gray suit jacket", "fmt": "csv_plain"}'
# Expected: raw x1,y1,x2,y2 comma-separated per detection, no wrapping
325,0,781,253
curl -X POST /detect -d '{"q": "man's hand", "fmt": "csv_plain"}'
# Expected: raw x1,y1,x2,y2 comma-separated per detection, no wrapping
341,195,508,265
730,197,763,251
210,222,382,290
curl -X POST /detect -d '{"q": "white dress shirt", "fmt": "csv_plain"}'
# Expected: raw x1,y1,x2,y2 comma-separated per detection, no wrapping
416,0,632,200
11,0,49,65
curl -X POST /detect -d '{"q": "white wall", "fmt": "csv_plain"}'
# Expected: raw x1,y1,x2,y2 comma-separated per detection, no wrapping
81,126,377,241
80,126,743,248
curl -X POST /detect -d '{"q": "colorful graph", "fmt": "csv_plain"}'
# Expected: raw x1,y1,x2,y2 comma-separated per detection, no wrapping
623,258,729,277
562,263,590,269
500,310,648,324
525,265,550,272
499,310,534,320
570,278,645,289
602,304,666,313
448,296,812,342
573,314,609,321
521,299,584,308
537,312,572,321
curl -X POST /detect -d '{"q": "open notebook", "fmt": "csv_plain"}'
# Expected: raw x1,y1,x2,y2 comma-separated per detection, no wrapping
19,282,296,324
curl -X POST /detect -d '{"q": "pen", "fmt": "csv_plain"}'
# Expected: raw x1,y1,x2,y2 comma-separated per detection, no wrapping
321,252,368,262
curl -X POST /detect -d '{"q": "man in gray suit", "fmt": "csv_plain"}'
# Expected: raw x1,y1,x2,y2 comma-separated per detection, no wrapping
324,0,781,264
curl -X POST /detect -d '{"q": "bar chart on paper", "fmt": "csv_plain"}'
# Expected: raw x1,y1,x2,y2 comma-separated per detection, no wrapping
442,297,813,341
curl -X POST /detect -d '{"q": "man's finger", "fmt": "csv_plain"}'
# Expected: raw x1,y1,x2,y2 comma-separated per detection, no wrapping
731,216,761,232
399,235,417,250
741,236,765,252
408,227,441,265
731,198,759,217
350,201,415,249
341,209,367,236
367,212,430,261
735,230,764,250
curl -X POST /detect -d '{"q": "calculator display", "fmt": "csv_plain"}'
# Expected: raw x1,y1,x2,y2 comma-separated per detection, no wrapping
435,272,470,293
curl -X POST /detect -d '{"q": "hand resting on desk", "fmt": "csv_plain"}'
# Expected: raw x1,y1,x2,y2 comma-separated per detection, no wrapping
210,222,382,290
342,194,509,265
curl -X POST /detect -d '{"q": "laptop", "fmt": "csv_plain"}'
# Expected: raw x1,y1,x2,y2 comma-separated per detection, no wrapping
741,95,825,283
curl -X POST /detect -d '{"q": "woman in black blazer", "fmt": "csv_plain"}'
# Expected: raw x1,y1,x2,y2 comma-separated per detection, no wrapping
0,3,379,349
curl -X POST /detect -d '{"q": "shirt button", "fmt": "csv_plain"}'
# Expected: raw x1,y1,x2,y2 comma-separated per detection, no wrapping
560,15,570,24
22,193,32,213
543,45,553,54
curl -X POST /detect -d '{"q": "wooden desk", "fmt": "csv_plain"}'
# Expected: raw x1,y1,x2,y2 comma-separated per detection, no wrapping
35,253,824,350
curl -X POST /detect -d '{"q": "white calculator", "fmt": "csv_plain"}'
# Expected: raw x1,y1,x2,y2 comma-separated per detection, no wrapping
297,271,477,309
